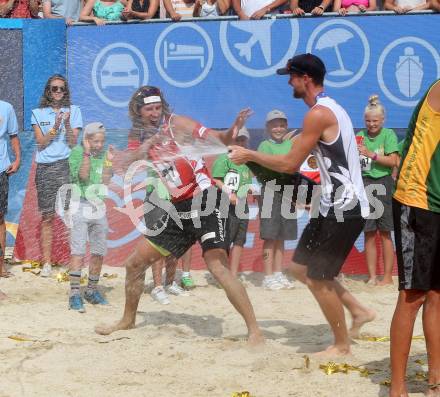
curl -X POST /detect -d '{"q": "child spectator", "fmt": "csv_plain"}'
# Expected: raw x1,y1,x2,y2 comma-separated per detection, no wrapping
31,75,83,278
163,0,195,20
333,0,376,15
121,0,159,20
67,122,113,312
290,0,332,15
0,0,39,18
212,127,253,279
257,110,296,290
42,0,83,25
232,0,287,19
0,100,20,295
356,95,399,286
80,0,127,25
193,0,230,16
145,176,190,304
384,0,428,13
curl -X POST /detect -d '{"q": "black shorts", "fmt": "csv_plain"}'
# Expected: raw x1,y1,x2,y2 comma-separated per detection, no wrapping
293,214,365,280
363,175,394,233
259,188,297,241
35,158,70,216
393,199,440,291
144,187,229,259
228,205,249,247
0,171,8,216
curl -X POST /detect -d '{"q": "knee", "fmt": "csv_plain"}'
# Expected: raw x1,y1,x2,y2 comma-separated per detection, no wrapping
204,249,229,278
288,262,306,282
306,277,323,290
426,290,440,304
400,290,426,312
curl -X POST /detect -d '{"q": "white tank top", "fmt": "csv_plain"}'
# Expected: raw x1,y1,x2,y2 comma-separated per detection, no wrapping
312,96,369,218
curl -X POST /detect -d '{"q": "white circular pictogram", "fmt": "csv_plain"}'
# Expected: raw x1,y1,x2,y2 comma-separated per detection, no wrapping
306,19,370,88
377,36,440,107
154,23,214,88
219,19,299,78
92,43,149,108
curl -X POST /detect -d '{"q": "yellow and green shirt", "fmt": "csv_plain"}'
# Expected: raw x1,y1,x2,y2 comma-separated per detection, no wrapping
394,79,440,213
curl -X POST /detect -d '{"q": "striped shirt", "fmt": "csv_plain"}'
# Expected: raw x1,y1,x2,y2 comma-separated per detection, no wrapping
168,0,195,17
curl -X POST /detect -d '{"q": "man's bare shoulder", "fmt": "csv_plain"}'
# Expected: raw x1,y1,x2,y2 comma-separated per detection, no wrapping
427,80,440,112
304,105,337,127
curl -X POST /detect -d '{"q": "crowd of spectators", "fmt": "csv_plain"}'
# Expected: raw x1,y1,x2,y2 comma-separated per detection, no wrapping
0,0,438,22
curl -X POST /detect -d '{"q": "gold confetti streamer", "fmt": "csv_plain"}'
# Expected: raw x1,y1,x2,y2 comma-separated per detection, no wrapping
232,392,251,397
55,271,87,284
360,334,425,342
102,273,118,279
8,335,33,342
319,362,377,377
56,271,69,283
380,380,391,387
7,335,49,343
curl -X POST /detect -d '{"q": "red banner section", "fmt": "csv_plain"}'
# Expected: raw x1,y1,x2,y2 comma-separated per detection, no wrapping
14,161,396,275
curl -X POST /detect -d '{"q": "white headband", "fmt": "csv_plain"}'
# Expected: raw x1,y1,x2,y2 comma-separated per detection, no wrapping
143,96,161,104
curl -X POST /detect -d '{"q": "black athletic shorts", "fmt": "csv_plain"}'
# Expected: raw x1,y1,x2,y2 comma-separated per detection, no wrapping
363,175,394,233
144,187,229,259
393,199,440,291
35,158,70,215
293,214,365,280
0,171,8,216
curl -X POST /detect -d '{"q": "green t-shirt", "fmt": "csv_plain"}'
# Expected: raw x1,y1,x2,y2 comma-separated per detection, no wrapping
145,168,171,201
251,139,293,184
69,145,107,200
356,128,399,178
211,153,252,198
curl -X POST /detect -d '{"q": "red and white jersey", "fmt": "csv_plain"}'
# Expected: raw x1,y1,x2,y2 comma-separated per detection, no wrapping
148,114,215,202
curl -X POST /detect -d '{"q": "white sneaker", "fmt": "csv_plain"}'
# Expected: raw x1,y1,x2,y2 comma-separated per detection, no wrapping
40,263,52,278
151,286,170,305
262,275,283,290
166,281,190,296
275,273,295,289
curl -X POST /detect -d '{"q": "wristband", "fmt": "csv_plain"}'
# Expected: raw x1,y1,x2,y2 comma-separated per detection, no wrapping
48,128,57,136
104,159,113,167
372,153,378,161
318,5,324,9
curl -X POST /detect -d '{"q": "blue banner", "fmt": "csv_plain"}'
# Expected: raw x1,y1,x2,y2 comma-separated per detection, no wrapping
67,15,440,129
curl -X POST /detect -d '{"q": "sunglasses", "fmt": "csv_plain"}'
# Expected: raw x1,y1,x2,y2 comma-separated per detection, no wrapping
50,85,66,93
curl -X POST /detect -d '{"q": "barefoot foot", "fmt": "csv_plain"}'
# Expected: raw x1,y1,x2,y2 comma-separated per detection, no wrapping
350,309,376,339
425,384,440,397
312,344,351,358
95,320,135,335
377,278,393,286
247,331,265,347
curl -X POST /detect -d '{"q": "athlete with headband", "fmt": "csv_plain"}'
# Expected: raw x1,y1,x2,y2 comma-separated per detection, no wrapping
229,54,376,356
96,86,264,346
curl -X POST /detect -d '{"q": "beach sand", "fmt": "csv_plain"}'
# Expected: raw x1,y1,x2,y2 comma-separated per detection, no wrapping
0,263,428,397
